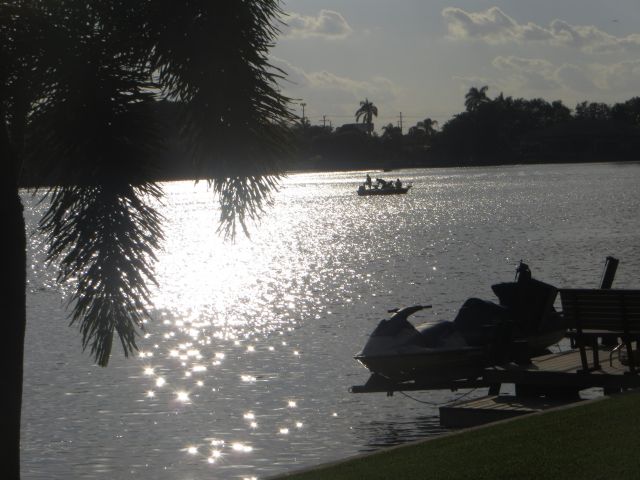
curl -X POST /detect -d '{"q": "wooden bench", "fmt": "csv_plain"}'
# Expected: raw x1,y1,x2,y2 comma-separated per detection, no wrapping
559,289,640,373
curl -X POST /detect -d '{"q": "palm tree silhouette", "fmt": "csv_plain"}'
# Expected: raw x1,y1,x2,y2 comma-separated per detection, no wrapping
465,86,490,112
355,98,378,134
417,118,439,137
2,2,294,478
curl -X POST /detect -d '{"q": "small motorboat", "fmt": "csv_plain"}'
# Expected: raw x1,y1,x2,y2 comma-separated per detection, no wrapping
357,185,411,196
358,176,411,196
354,263,565,384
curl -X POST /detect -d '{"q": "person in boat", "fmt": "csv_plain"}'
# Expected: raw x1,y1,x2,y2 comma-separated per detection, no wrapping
395,178,402,189
365,174,372,189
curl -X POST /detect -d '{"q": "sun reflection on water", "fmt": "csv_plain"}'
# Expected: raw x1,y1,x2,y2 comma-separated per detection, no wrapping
175,391,190,403
23,166,640,479
231,442,253,453
131,176,428,475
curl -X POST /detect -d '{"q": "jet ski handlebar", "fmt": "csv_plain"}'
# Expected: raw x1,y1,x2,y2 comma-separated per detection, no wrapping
387,305,432,320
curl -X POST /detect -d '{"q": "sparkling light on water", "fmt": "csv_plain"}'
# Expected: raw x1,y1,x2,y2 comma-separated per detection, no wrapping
231,443,253,453
176,391,190,402
22,166,640,480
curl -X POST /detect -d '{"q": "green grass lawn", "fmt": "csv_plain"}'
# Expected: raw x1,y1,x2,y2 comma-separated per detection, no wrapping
273,392,640,479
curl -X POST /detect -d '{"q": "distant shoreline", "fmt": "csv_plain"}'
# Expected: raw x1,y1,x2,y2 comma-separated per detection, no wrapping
18,157,640,190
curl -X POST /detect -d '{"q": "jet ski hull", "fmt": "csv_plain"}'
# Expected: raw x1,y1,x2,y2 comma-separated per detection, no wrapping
355,269,566,385
354,346,487,383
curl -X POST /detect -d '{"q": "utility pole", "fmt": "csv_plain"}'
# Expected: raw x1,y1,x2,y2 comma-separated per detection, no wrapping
300,102,306,124
322,115,326,127
398,112,403,133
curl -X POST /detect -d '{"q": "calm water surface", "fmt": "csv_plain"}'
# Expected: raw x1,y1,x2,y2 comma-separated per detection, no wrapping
22,163,640,479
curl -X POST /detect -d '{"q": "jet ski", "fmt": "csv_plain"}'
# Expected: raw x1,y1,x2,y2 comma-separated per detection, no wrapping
354,263,565,383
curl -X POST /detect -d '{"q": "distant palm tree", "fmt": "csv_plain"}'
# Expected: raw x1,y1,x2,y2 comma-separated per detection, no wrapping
465,86,490,112
416,117,439,137
381,123,398,136
355,98,378,134
381,123,402,143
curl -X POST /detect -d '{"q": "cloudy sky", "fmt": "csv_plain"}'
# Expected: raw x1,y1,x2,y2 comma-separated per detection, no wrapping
271,0,640,130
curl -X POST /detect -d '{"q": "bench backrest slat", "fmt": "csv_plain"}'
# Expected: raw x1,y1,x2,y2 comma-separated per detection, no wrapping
559,289,640,332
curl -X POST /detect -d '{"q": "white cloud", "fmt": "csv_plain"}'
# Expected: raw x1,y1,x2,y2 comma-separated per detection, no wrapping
452,75,496,96
269,57,400,120
492,56,555,74
270,57,310,88
593,60,640,91
443,6,538,44
492,56,562,91
554,64,597,92
282,10,352,39
442,6,640,53
488,55,640,95
306,71,398,102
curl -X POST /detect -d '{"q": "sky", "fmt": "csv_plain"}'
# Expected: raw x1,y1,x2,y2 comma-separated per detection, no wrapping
271,0,640,131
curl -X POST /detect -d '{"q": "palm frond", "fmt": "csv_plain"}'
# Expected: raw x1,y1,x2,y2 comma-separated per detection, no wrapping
40,183,163,366
212,175,279,239
146,0,295,237
27,4,166,365
16,0,294,367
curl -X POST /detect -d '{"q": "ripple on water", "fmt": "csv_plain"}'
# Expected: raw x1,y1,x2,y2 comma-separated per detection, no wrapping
22,163,640,479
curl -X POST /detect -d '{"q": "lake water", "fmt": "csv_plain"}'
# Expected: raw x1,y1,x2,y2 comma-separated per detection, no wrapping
22,163,640,479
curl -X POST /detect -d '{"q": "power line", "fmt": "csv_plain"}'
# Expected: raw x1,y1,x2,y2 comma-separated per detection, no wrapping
303,113,451,119
300,111,452,129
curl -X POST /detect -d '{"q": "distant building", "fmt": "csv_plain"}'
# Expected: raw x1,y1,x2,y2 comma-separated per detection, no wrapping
337,123,373,134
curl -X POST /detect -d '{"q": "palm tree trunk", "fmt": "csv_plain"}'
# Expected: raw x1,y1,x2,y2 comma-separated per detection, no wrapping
1,106,26,480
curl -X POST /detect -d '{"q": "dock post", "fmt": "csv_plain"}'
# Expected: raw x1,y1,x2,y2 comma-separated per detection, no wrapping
599,256,619,290
600,256,620,347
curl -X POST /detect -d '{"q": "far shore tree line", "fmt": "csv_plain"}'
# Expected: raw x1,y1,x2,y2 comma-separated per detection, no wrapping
19,87,640,187
131,87,640,180
288,87,640,172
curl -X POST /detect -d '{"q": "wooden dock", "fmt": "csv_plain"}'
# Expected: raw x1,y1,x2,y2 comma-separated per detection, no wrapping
439,394,580,428
483,347,640,391
441,348,640,427
352,347,640,428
